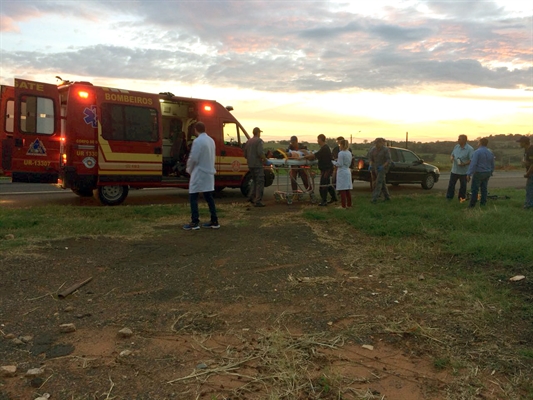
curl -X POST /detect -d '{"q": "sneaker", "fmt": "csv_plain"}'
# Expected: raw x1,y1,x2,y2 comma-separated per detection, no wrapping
254,202,266,207
202,222,221,229
183,223,200,231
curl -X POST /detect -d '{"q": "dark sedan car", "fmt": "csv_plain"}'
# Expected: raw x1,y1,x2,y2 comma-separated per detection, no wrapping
352,147,440,189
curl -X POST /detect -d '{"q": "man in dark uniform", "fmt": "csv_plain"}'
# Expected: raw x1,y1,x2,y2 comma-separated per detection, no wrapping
244,127,267,207
305,134,337,206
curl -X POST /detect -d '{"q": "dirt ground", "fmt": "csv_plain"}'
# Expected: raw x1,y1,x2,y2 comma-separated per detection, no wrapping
0,201,528,399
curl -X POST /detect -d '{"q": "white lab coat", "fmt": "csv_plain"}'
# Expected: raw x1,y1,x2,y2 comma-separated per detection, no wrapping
333,150,353,190
186,132,216,193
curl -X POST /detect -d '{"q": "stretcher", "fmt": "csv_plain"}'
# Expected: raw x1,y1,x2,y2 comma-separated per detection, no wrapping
268,154,318,205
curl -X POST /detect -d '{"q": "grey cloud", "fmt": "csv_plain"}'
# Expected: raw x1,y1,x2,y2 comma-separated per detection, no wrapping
1,1,531,92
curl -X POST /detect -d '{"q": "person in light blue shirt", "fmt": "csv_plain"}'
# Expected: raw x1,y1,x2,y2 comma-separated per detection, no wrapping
466,138,495,208
446,135,474,201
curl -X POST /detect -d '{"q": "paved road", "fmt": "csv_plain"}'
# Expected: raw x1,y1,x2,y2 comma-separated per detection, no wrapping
0,171,526,208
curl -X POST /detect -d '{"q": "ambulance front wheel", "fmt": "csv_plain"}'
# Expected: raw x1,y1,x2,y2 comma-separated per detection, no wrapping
96,185,129,206
240,172,253,197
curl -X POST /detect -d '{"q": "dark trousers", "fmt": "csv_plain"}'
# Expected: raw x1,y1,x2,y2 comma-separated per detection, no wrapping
190,191,218,224
248,167,265,203
469,172,491,207
290,167,311,192
319,168,337,203
446,172,467,200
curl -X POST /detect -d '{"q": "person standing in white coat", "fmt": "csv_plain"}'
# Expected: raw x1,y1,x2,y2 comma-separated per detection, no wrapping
183,121,220,230
333,139,353,208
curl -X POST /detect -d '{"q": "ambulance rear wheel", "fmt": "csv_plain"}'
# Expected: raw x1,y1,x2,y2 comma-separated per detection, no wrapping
240,172,253,197
97,185,129,206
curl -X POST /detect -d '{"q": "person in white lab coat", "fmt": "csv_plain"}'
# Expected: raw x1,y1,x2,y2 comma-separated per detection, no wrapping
333,139,353,208
183,121,220,230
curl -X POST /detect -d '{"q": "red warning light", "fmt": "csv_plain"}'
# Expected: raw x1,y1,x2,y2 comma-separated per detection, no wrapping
204,105,212,112
78,91,89,99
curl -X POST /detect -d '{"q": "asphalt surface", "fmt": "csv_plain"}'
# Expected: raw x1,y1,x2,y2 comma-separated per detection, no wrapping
0,171,527,208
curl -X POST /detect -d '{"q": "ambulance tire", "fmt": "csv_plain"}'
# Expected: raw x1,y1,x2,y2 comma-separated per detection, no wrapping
240,172,253,197
72,188,94,197
97,185,129,206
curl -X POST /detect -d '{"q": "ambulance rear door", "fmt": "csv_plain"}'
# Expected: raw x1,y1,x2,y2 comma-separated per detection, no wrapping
13,79,60,183
1,85,14,174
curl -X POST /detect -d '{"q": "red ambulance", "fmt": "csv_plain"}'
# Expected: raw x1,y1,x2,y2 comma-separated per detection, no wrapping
0,78,273,205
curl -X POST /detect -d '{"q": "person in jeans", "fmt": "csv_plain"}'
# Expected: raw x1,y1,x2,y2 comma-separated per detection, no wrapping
517,135,533,210
183,121,220,230
446,134,474,202
466,138,495,208
369,137,391,203
244,127,267,207
304,134,337,206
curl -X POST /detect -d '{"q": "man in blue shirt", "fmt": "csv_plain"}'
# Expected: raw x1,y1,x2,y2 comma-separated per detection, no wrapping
466,138,495,208
446,134,474,202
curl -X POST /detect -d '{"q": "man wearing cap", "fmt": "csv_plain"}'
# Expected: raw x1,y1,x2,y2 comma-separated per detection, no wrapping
446,134,474,202
244,127,267,207
517,136,533,209
287,135,311,193
369,138,391,203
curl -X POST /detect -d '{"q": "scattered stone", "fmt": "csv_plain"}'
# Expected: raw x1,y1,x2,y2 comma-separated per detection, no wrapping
509,275,525,282
5,333,16,340
64,306,75,312
0,365,17,377
20,335,33,343
418,274,425,281
196,363,208,370
119,350,133,357
34,392,50,399
362,344,374,351
59,323,76,333
11,338,24,346
26,367,45,377
4,234,15,240
118,328,133,338
30,377,44,388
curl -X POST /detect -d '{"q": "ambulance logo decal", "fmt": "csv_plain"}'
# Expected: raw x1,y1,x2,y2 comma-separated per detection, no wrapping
82,157,96,169
231,160,241,171
26,139,47,156
83,106,98,128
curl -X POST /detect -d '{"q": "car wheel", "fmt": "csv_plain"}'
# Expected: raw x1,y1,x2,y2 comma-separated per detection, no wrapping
97,185,129,205
421,174,435,190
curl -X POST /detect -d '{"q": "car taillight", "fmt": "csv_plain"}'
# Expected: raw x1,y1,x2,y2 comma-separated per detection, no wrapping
357,159,364,170
61,153,67,167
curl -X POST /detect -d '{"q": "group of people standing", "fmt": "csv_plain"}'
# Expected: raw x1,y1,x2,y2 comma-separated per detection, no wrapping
446,134,532,209
181,123,531,230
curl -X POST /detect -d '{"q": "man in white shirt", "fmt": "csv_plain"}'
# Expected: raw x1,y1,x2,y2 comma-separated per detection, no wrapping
183,121,220,230
446,135,474,202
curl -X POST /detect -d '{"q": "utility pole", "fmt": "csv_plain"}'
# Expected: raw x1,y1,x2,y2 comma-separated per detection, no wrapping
406,131,408,149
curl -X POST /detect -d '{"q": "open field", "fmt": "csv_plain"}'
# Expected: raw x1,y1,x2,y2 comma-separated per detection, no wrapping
1,189,532,399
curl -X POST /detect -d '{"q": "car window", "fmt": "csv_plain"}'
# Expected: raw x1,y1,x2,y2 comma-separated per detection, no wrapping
389,148,403,162
401,149,420,164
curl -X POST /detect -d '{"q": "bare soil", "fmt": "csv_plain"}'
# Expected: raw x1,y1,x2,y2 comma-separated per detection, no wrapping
0,201,529,399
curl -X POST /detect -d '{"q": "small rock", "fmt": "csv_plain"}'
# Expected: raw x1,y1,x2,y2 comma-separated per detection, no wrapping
362,344,374,351
196,363,208,370
26,367,45,377
5,333,16,340
0,365,17,377
118,328,133,338
509,275,525,282
4,234,15,240
34,393,50,400
418,274,425,281
59,323,76,333
11,338,24,346
20,335,33,343
64,306,75,312
119,350,132,357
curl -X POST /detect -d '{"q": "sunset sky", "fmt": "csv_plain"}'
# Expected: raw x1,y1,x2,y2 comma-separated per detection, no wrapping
1,0,531,143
